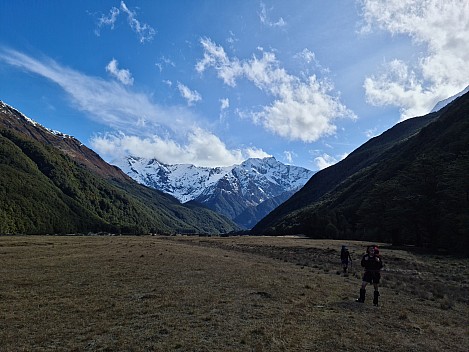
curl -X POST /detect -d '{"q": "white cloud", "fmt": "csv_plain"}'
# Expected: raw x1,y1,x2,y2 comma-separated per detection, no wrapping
0,49,179,133
361,0,469,120
91,130,269,167
313,152,348,170
245,147,271,159
119,1,156,43
259,2,287,28
196,38,355,142
95,6,120,35
0,48,269,167
252,76,353,142
220,98,229,110
177,82,202,106
365,128,378,139
295,48,330,75
314,153,337,170
226,31,239,49
105,58,134,86
155,56,175,72
295,48,316,64
95,1,155,43
283,150,296,164
196,37,242,87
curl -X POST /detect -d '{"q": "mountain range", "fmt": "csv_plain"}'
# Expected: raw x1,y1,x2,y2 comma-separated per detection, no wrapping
112,156,314,229
0,101,238,235
1,85,468,253
252,90,469,253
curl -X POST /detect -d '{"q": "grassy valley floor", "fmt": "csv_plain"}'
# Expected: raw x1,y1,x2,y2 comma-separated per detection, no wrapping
0,235,468,351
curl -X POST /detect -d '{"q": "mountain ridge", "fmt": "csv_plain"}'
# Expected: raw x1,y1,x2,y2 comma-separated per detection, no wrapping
112,155,314,228
431,85,469,113
0,100,239,235
251,91,469,253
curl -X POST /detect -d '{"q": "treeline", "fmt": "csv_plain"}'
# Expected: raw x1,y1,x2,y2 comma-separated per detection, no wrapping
276,153,469,253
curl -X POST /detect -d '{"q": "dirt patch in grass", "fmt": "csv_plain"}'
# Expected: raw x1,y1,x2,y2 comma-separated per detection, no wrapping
0,235,467,351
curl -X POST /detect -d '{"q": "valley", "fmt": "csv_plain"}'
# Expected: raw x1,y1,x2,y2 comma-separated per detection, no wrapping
1,235,467,351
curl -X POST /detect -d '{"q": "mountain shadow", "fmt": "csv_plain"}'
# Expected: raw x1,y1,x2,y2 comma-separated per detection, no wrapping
252,92,469,254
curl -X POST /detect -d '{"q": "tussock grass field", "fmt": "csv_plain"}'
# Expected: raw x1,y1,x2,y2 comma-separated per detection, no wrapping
0,235,468,351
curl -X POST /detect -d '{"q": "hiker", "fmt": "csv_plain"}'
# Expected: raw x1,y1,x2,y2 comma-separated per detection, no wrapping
340,245,352,273
356,245,383,306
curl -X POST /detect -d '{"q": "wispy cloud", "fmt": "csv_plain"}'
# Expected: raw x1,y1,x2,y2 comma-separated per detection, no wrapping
365,127,378,139
259,2,287,28
295,49,316,64
220,98,230,110
0,48,173,133
95,6,120,35
177,82,202,106
196,38,355,142
361,0,469,120
155,56,176,72
283,150,296,164
94,1,155,43
294,48,330,75
0,48,266,167
120,1,156,43
105,58,134,85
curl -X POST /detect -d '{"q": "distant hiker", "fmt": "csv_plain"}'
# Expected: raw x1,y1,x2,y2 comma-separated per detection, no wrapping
340,245,352,273
356,245,383,306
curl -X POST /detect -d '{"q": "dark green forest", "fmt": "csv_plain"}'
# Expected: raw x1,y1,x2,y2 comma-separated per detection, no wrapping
252,93,469,254
0,129,238,235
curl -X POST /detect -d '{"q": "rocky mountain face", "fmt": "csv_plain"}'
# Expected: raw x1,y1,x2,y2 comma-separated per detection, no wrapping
0,101,238,235
0,102,128,181
113,156,314,229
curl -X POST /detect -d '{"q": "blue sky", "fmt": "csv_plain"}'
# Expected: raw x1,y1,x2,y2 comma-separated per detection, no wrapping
0,1,467,170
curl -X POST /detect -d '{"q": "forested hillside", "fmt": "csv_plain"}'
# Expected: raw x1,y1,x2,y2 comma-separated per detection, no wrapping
0,102,238,235
252,93,469,254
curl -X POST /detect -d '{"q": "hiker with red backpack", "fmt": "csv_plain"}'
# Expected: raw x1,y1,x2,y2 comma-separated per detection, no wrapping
356,245,383,306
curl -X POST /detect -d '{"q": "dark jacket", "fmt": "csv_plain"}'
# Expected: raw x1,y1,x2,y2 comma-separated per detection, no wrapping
341,249,352,262
361,254,383,272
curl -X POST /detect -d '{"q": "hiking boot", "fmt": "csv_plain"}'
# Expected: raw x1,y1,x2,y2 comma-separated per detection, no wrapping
356,288,366,303
373,291,380,306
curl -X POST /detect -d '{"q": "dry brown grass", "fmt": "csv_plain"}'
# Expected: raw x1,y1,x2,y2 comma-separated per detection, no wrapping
0,235,468,351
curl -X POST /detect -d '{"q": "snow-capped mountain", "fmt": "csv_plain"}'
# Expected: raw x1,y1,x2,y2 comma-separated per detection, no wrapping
0,101,129,180
431,85,469,113
114,156,314,228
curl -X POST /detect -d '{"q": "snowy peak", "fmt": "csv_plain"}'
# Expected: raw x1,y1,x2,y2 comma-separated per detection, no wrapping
113,156,314,228
239,157,311,190
0,101,128,181
120,156,232,203
0,101,39,126
431,85,469,113
0,101,74,140
116,156,313,204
